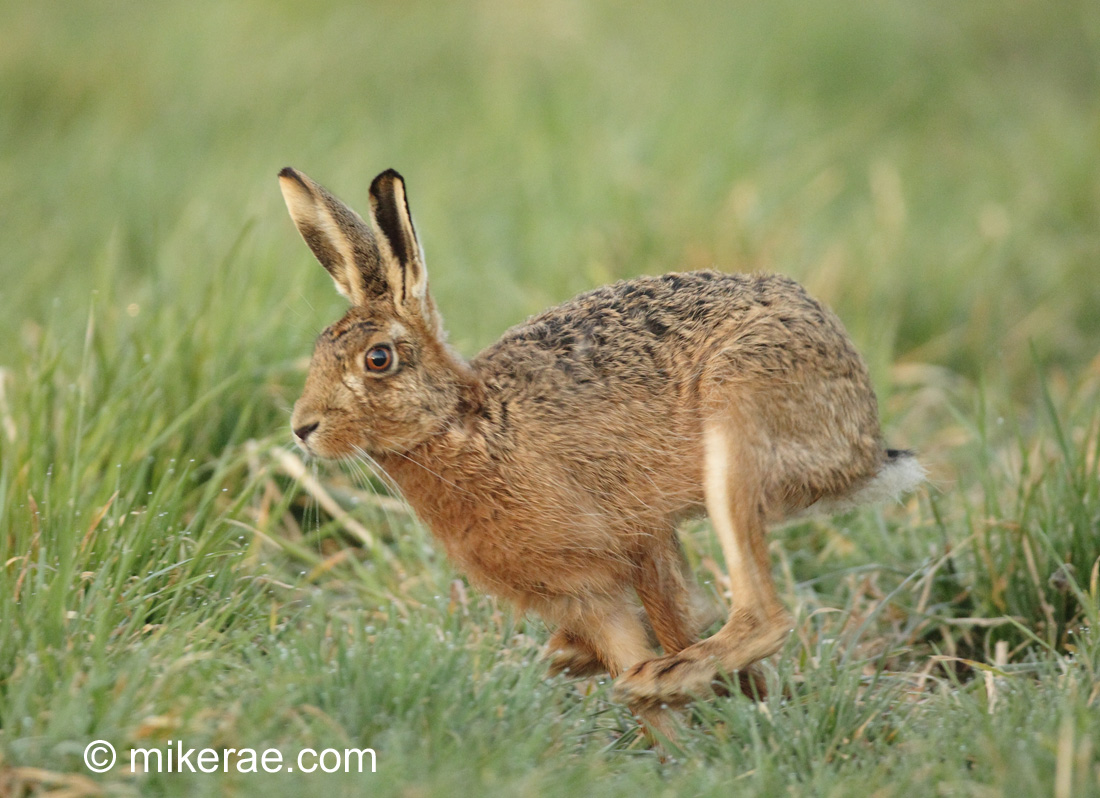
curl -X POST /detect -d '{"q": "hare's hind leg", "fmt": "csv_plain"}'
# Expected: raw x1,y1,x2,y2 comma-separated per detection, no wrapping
616,417,790,709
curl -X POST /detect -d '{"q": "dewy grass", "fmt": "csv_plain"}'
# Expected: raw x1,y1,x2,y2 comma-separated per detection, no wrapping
2,0,1100,795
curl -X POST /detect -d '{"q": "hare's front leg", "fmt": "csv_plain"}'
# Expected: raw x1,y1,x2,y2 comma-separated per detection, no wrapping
544,597,654,679
633,539,708,656
546,597,681,742
634,540,770,701
616,417,791,709
544,628,607,678
544,538,710,679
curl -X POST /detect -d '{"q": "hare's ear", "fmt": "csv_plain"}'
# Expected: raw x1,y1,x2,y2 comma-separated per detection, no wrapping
368,170,433,321
278,167,394,307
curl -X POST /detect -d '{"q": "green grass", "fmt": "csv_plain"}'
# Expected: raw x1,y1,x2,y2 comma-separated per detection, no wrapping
2,0,1099,795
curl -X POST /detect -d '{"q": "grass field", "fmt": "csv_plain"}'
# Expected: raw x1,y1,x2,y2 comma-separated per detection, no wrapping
2,0,1099,795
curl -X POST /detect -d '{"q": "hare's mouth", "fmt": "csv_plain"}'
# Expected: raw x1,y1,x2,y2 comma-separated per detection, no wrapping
289,423,349,461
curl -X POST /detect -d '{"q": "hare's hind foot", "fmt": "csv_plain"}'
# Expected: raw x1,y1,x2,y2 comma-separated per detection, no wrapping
614,607,790,709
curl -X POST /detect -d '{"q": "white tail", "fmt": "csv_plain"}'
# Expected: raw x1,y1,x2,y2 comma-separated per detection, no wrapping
800,450,926,518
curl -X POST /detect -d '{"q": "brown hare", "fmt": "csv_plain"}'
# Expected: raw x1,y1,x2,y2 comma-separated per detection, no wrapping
278,166,924,714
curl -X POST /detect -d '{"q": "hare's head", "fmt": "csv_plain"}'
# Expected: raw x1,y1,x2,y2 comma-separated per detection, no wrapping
280,168,465,459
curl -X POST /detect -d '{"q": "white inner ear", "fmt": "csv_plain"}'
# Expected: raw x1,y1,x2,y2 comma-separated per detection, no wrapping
370,228,409,308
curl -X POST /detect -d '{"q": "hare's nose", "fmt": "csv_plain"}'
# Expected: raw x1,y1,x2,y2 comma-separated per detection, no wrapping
294,421,320,442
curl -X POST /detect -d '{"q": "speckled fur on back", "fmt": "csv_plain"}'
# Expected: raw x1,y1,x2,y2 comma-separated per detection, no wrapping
476,271,884,518
278,167,924,726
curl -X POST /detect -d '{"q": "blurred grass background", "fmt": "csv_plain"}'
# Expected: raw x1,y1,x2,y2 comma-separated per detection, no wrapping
1,0,1099,795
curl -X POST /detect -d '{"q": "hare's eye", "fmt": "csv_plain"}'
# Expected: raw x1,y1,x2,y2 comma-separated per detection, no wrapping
364,345,395,373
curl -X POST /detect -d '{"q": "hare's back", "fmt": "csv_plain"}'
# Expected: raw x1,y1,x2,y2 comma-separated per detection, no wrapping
474,271,846,397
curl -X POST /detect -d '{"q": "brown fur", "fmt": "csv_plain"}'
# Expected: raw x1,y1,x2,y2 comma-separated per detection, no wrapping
278,167,922,715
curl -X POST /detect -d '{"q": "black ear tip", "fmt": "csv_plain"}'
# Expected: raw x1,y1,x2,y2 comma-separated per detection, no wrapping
278,166,309,189
370,168,405,194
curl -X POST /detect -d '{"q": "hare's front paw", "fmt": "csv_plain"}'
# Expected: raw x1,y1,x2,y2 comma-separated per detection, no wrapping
544,631,606,678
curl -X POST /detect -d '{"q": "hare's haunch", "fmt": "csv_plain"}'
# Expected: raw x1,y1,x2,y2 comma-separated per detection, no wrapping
279,167,924,712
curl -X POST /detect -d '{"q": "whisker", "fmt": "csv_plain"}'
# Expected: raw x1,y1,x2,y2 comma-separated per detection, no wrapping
383,447,477,498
